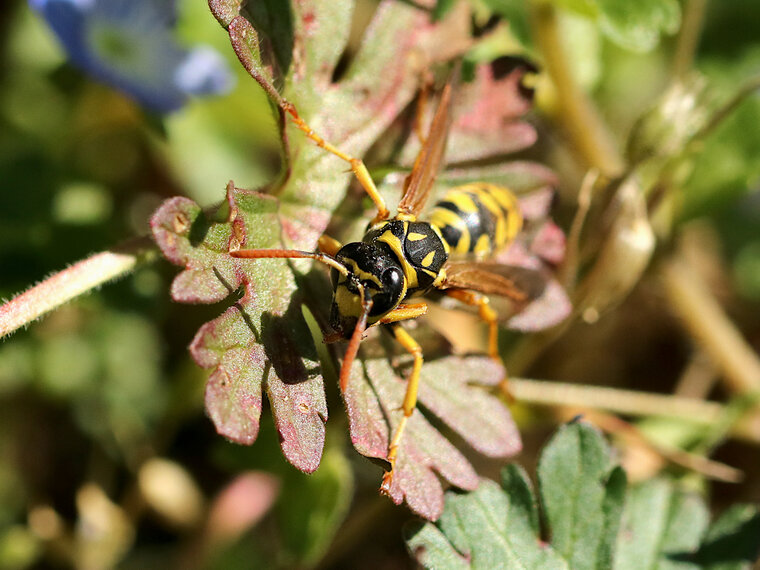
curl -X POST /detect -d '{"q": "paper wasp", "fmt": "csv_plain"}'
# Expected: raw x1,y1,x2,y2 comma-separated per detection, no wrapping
230,74,545,491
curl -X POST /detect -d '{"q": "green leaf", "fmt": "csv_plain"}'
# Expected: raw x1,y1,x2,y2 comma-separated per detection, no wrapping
554,0,681,52
152,184,328,472
408,423,760,569
481,0,532,48
695,504,760,570
595,0,680,52
615,479,709,570
406,469,568,568
538,422,626,570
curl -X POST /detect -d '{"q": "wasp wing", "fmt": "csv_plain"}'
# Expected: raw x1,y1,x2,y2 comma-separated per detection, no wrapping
397,81,454,218
440,260,547,304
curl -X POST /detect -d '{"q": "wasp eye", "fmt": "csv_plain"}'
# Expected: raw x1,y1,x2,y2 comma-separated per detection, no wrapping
367,267,404,317
382,267,403,291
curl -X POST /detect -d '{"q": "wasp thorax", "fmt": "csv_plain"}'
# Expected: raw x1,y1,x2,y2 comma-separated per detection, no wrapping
328,241,407,339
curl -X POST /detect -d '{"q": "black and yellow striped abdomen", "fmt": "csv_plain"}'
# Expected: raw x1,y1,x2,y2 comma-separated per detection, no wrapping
429,182,522,258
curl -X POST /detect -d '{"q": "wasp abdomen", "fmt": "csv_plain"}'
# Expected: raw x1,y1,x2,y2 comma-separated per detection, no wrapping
430,182,522,258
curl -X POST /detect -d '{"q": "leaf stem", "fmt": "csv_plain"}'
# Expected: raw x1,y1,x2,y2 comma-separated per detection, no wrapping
531,1,624,177
510,378,759,443
0,236,157,339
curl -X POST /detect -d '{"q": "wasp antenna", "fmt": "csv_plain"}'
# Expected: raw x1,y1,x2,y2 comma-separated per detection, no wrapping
338,288,372,393
230,248,350,277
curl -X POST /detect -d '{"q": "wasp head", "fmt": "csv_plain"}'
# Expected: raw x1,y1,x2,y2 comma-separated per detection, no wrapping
328,242,406,340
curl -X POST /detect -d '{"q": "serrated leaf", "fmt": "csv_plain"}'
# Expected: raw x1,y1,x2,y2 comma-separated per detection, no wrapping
344,350,482,520
340,336,521,521
154,1,465,476
538,422,626,570
152,184,327,472
156,0,568,501
417,356,521,458
409,424,759,569
406,469,568,569
614,479,709,570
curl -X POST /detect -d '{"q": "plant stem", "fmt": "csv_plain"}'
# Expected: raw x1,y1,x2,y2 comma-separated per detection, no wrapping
0,236,157,339
661,257,760,394
694,75,760,140
531,1,624,177
671,0,707,79
510,378,759,443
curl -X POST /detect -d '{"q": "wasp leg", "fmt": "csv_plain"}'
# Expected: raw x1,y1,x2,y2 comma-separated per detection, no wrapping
317,235,343,257
380,323,424,493
281,101,390,223
229,248,349,277
444,289,514,400
445,290,499,359
378,302,428,324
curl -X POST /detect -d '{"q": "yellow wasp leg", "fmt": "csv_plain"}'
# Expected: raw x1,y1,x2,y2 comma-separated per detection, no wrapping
445,289,514,401
378,302,428,324
380,323,424,492
317,235,343,257
281,102,390,223
445,290,499,359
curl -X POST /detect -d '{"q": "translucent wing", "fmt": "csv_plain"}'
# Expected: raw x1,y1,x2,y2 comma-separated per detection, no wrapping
397,81,454,218
441,260,547,304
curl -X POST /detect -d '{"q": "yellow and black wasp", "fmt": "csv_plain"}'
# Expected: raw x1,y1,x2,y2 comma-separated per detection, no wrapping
231,75,545,490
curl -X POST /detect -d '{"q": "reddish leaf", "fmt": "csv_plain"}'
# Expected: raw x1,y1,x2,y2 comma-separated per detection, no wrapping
276,1,448,248
400,63,538,167
440,162,559,195
347,357,480,521
155,0,569,507
418,357,520,458
494,230,572,332
153,2,472,477
447,64,537,161
343,338,520,520
152,184,327,472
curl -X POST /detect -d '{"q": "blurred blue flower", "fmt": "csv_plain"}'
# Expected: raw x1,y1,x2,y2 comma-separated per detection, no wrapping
29,0,235,112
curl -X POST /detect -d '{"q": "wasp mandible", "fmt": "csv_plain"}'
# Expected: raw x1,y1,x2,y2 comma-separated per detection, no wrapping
231,74,545,491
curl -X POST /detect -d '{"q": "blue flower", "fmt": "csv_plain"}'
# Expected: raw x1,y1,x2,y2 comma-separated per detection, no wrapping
30,0,235,112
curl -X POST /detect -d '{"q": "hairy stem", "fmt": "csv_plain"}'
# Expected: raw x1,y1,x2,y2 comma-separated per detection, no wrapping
0,236,157,339
531,1,624,177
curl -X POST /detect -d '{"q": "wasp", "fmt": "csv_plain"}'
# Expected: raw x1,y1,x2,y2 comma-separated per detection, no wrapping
231,75,545,491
